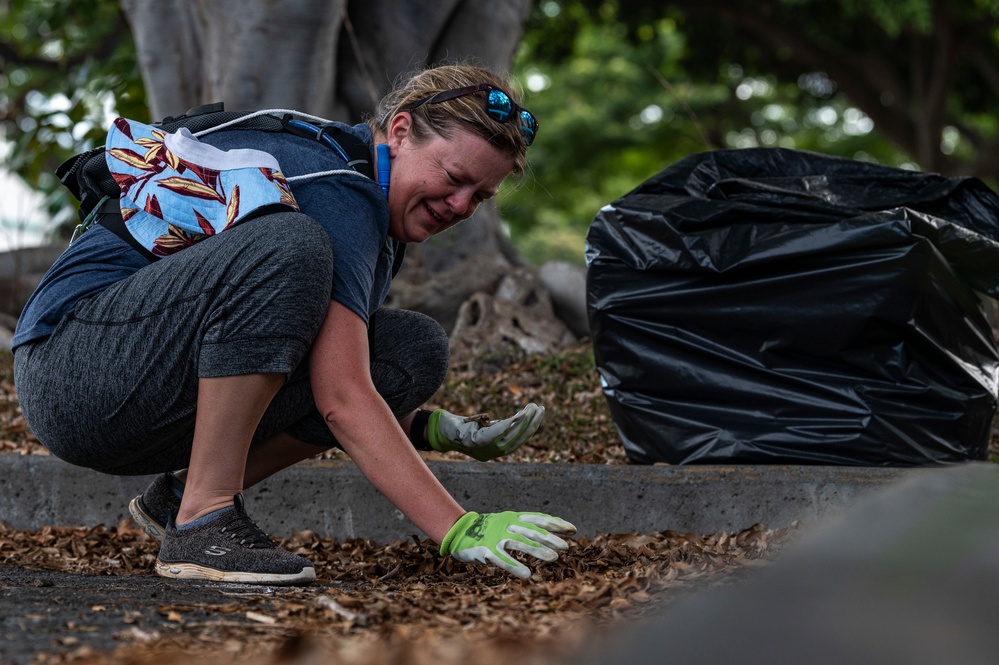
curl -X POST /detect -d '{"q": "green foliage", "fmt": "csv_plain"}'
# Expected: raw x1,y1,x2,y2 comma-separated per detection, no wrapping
4,0,998,266
604,0,999,174
504,3,708,265
503,0,913,266
781,0,935,35
0,0,144,208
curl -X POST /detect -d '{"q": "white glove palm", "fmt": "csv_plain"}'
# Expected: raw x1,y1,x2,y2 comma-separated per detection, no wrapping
428,404,545,461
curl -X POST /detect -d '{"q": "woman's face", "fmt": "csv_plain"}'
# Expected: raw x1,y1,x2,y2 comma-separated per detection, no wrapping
383,113,515,243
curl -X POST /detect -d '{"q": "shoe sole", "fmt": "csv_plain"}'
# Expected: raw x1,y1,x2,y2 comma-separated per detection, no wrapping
155,560,316,586
128,496,166,541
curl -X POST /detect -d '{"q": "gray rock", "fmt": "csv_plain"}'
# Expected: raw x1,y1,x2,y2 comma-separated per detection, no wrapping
539,260,589,339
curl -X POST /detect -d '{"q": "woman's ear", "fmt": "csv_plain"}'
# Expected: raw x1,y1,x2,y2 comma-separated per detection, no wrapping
386,112,413,156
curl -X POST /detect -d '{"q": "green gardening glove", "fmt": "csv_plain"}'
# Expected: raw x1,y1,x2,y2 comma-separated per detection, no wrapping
440,510,577,579
428,404,545,461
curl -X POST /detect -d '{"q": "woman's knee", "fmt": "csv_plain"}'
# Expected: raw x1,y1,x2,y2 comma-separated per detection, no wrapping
369,308,450,416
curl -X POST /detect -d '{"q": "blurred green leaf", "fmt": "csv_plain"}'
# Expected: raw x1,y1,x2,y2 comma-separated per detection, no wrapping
503,0,999,266
1,0,144,235
4,0,998,263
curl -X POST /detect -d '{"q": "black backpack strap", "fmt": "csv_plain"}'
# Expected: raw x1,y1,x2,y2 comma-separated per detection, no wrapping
391,241,407,278
320,125,375,180
94,198,158,262
57,147,119,222
56,149,99,201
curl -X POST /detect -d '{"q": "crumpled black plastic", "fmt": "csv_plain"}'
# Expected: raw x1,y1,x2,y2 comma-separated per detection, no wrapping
586,148,999,466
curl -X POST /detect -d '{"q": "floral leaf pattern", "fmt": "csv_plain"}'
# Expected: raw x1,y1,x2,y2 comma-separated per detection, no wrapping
151,224,208,257
156,177,226,203
261,168,299,210
226,185,240,227
111,173,141,191
108,148,159,171
194,210,215,236
179,159,220,192
105,117,301,258
144,194,163,219
112,117,134,141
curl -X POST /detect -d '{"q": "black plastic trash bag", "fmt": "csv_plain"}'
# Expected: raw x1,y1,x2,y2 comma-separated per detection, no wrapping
586,148,999,466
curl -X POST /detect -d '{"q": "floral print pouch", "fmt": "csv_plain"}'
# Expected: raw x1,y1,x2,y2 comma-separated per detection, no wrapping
105,117,300,257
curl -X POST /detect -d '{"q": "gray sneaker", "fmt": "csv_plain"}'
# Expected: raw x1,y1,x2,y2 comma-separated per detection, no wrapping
155,494,316,586
128,473,183,540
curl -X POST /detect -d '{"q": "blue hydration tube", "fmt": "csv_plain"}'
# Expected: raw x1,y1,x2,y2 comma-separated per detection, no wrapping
283,118,388,198
376,144,390,199
285,119,352,163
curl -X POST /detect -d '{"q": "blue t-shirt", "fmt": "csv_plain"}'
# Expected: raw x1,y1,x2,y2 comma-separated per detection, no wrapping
13,122,398,350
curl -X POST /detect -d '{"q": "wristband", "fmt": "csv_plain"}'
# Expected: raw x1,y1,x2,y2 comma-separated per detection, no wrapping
409,409,434,451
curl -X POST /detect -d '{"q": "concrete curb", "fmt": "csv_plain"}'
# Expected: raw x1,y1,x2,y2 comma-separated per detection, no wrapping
0,455,928,541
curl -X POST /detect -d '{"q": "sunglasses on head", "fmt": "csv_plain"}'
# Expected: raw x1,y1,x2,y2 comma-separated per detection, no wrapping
407,83,539,146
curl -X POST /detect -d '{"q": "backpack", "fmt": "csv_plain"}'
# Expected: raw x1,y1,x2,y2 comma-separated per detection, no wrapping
56,102,376,261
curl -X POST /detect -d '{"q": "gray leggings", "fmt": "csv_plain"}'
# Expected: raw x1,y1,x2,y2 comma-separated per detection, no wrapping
14,212,449,475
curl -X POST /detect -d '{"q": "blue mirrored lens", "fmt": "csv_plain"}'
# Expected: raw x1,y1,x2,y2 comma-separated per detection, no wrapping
519,110,537,144
486,89,513,122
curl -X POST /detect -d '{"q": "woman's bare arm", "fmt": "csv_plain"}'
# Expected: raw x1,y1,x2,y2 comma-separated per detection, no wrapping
308,300,465,543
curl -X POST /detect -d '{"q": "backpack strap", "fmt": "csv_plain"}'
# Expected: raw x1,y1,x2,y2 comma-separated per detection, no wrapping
391,241,407,278
93,197,158,261
281,117,375,180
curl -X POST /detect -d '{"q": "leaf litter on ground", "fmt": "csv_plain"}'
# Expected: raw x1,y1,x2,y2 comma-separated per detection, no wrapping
0,519,796,665
0,345,800,663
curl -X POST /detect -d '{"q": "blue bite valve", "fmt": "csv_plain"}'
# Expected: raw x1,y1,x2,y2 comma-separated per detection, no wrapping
376,144,391,198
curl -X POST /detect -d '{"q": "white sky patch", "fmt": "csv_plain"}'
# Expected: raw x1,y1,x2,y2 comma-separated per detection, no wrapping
0,170,62,250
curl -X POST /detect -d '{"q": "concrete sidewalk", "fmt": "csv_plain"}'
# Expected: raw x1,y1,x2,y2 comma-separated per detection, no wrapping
1,455,927,540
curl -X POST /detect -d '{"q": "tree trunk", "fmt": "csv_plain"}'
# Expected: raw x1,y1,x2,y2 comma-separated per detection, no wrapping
121,0,345,119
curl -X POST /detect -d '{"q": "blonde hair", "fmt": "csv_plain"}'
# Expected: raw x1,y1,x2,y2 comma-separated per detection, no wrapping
368,64,530,174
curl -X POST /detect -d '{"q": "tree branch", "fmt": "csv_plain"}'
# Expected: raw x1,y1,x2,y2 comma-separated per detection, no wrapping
909,3,956,169
670,0,919,155
0,40,62,69
969,49,999,100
